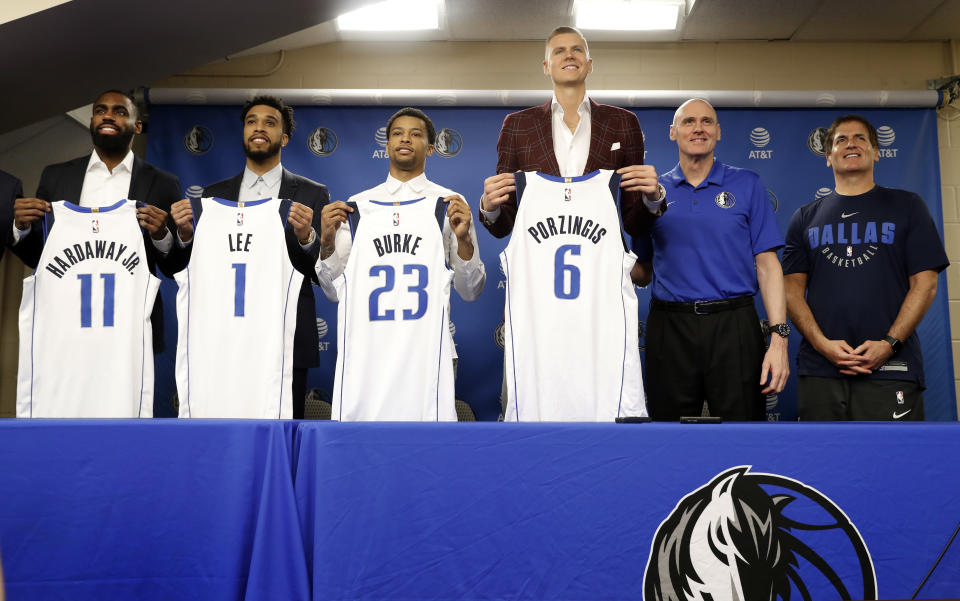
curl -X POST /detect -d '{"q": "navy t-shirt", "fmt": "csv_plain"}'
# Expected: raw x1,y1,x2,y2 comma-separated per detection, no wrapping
781,186,948,384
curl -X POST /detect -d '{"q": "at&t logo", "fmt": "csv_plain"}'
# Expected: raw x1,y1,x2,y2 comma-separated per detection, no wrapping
316,317,330,351
372,126,389,159
876,125,898,158
748,127,773,159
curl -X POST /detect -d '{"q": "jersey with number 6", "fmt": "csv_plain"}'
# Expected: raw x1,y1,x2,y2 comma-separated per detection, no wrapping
501,170,646,421
332,196,456,421
18,199,159,417
175,197,302,418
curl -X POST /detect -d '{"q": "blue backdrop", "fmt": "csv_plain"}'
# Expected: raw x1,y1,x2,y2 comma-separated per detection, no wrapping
146,103,954,421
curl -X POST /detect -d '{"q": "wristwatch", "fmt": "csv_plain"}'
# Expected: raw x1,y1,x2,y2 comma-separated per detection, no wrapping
883,335,902,354
768,323,790,338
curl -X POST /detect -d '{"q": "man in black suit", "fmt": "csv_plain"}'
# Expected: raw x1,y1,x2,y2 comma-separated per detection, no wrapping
12,90,185,355
171,95,328,418
1,169,23,261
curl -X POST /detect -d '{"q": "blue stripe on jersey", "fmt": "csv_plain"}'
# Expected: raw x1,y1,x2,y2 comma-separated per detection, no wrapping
515,172,527,208
535,170,603,183
337,273,349,421
211,197,273,207
503,254,520,421
435,303,446,422
433,197,446,230
346,202,361,236
279,267,297,419
279,199,293,225
369,197,426,206
190,197,203,231
62,198,128,213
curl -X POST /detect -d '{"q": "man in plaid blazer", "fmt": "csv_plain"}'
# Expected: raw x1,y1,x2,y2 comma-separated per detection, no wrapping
479,26,665,238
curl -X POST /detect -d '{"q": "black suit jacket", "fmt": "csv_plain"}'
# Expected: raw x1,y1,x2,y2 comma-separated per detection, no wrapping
23,153,184,352
1,169,23,263
483,99,653,238
203,168,329,369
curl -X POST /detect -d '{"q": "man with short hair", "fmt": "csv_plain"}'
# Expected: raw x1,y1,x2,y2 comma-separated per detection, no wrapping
782,114,948,421
12,89,185,352
317,107,485,420
635,98,789,421
480,26,664,237
171,95,328,418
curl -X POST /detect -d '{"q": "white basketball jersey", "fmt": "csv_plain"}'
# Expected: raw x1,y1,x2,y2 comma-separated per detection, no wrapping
17,199,159,417
501,170,646,421
175,197,302,418
332,196,456,421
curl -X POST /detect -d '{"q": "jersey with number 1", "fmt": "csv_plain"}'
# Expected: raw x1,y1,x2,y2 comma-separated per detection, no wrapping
175,197,302,418
332,196,456,421
17,199,159,417
501,170,646,421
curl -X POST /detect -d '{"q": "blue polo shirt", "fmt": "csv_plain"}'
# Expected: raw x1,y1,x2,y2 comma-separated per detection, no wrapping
633,160,783,302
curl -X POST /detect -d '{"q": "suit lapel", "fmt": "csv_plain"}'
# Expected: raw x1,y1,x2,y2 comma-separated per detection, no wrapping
278,168,299,201
584,99,606,174
128,156,149,202
61,156,90,203
535,102,561,176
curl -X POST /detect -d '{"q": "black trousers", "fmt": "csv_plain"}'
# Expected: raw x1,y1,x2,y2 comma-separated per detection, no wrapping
798,376,925,421
645,301,766,421
292,367,307,419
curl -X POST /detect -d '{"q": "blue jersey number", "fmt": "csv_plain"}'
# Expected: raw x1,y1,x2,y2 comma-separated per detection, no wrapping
232,263,246,317
77,273,116,328
554,245,581,299
369,264,428,321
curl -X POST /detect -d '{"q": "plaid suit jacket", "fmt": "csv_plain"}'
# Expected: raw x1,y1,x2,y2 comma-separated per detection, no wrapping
482,99,651,238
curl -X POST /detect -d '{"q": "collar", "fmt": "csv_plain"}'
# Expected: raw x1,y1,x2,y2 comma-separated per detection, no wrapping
550,93,591,118
242,162,283,189
385,172,428,195
86,149,134,174
664,158,725,188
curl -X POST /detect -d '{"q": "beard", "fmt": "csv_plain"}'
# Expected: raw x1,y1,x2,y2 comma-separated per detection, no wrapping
243,138,283,162
90,123,136,154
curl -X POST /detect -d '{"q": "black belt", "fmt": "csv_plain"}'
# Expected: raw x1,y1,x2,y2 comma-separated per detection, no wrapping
651,295,753,315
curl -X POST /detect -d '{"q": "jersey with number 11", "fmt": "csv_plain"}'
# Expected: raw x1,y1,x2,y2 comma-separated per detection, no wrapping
18,199,159,417
175,197,302,418
501,170,646,421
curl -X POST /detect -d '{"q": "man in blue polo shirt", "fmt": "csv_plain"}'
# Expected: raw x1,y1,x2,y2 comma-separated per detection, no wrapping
634,98,788,421
782,114,948,420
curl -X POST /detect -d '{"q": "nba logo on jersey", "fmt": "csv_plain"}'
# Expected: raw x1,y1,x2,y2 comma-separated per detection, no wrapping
237,212,244,226
393,212,400,226
564,187,572,202
896,390,904,404
846,245,853,257
91,219,100,233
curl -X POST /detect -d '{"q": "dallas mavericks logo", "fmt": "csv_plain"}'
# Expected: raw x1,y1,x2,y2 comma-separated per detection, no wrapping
494,320,505,350
715,191,736,209
434,128,463,158
767,189,778,213
307,127,338,156
749,127,770,148
645,466,877,601
184,125,213,155
91,219,100,234
186,185,204,199
807,127,828,157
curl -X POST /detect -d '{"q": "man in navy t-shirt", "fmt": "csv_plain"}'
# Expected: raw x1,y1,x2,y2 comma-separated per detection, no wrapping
782,114,948,420
633,98,789,421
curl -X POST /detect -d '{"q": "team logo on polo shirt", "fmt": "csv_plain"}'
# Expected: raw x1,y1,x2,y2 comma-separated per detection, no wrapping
807,127,828,157
644,466,876,601
434,128,463,158
307,127,338,156
184,125,214,155
715,191,736,209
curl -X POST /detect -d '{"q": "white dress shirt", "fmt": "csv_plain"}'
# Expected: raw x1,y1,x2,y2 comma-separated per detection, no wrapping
317,172,486,303
481,94,592,223
239,163,283,203
14,150,172,253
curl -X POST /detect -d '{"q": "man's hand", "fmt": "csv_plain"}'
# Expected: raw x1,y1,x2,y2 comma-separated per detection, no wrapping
320,201,353,260
170,199,194,243
760,336,789,394
617,164,659,197
444,194,474,261
288,202,315,245
14,198,51,230
850,339,895,372
816,338,872,375
137,204,170,240
481,173,516,211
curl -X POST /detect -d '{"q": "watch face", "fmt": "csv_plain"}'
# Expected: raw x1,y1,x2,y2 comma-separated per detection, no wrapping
773,324,790,337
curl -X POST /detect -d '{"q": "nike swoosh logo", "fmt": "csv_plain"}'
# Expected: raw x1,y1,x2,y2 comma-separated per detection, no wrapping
841,211,859,219
892,409,912,419
666,201,676,207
